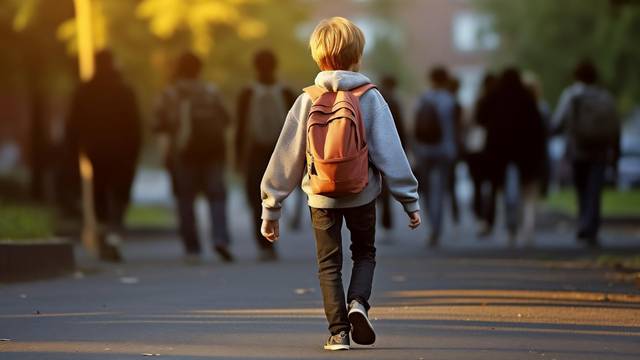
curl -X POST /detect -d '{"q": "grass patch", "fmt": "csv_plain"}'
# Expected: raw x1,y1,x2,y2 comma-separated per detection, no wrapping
597,254,640,271
545,189,640,217
125,205,175,229
0,204,55,240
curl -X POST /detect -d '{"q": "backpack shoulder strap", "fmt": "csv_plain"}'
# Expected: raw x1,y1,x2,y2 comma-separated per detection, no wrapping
351,83,377,98
303,85,326,102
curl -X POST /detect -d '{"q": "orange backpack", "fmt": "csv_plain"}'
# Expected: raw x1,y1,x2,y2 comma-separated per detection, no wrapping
303,83,376,197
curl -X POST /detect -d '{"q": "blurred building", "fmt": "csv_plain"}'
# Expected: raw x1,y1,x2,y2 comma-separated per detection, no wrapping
309,0,497,106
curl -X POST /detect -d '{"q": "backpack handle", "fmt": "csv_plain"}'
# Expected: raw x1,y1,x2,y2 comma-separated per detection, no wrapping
303,83,376,102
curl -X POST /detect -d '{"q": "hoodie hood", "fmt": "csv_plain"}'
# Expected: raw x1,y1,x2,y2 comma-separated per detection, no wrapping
314,70,371,92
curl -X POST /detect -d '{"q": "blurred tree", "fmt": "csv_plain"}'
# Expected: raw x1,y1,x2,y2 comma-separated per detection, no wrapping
365,0,416,91
0,0,315,172
476,0,640,112
0,0,74,199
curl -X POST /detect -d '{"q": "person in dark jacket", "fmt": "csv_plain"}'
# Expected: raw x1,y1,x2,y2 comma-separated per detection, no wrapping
468,73,497,236
483,67,547,246
67,50,142,262
235,49,295,261
378,75,407,236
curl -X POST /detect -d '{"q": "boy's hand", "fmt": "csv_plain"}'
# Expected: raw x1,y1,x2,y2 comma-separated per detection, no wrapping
408,211,421,229
261,219,280,242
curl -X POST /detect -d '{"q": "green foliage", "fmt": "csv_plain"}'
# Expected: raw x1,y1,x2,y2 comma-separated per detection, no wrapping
0,0,316,137
546,189,640,216
125,204,175,229
0,204,54,240
475,0,640,112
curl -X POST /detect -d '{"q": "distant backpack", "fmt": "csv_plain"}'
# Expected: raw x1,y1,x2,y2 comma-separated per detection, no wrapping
415,97,443,144
303,83,376,197
169,83,227,161
570,87,618,148
248,83,288,146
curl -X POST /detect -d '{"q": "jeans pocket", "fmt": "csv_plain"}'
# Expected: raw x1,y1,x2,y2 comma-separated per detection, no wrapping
310,208,335,231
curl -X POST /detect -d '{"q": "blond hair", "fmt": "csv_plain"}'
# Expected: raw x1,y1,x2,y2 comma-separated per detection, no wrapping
309,17,365,71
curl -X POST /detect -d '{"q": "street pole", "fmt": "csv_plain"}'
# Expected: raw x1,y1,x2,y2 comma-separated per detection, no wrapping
73,0,99,257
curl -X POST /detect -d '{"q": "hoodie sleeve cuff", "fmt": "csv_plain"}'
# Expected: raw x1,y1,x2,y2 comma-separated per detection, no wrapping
402,200,420,214
261,207,282,221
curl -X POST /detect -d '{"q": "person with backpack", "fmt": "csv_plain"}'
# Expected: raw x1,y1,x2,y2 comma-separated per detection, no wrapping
413,66,457,247
552,60,620,247
155,52,234,263
235,49,295,261
260,17,421,350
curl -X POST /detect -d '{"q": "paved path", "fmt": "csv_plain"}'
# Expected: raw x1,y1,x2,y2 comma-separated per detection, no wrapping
2,187,640,359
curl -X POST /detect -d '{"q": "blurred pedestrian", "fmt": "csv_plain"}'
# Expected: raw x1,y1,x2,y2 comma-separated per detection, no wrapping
378,74,408,237
551,60,620,247
484,67,547,246
467,73,496,236
413,66,457,247
155,52,234,263
67,50,141,262
235,49,295,261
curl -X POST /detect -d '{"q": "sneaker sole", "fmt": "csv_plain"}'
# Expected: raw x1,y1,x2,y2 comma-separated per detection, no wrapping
323,344,350,351
348,308,376,345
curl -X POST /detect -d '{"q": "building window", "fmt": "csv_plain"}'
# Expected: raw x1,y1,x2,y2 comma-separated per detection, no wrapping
452,12,499,52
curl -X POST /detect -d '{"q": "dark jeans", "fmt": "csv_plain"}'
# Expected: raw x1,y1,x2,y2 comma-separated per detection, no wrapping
573,160,606,239
310,201,376,335
466,152,493,226
174,161,229,254
246,145,276,250
91,157,136,231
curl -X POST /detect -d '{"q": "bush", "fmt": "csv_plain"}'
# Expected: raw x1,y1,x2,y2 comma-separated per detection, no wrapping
0,204,55,240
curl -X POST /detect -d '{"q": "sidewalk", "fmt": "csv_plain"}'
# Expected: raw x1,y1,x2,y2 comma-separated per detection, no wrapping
3,166,640,359
2,187,640,359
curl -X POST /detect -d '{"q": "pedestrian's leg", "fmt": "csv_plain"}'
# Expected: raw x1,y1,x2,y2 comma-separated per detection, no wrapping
521,181,539,246
427,160,447,245
583,162,606,241
572,161,589,238
448,161,459,224
205,164,231,251
175,166,201,254
91,162,109,225
345,201,376,309
310,207,349,335
504,163,520,244
111,163,137,232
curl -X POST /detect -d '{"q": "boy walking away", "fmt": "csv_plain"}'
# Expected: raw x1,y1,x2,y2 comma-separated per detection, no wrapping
260,17,421,350
155,52,234,263
235,49,295,261
551,60,620,247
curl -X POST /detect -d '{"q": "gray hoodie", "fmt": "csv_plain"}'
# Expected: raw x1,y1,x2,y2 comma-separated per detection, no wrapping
260,71,419,220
